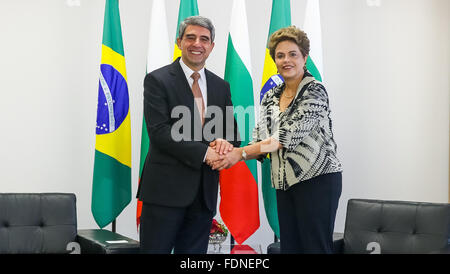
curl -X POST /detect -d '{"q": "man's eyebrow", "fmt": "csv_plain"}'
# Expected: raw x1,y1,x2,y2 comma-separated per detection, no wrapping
183,33,211,41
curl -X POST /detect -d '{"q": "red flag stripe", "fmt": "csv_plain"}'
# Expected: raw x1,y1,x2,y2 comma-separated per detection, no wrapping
219,161,260,244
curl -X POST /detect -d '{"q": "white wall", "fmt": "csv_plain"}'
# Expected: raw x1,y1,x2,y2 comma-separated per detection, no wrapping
0,0,448,252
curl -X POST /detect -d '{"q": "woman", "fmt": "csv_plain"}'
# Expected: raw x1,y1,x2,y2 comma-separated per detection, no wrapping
211,26,343,254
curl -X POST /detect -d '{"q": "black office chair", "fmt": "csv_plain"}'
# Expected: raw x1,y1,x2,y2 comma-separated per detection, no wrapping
267,199,450,254
0,193,139,254
334,199,450,254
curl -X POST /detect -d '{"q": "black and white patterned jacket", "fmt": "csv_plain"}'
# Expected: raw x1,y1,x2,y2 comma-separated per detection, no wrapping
250,71,343,190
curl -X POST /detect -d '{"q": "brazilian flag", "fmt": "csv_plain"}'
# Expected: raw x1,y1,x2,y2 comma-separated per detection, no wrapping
92,0,131,228
259,0,292,239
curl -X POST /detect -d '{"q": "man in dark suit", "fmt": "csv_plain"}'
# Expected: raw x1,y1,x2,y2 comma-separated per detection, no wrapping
137,16,240,254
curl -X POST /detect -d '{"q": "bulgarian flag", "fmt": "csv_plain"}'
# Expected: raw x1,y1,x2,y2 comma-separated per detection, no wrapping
259,0,292,239
220,0,260,245
136,0,171,228
304,0,324,81
173,0,199,60
92,0,131,229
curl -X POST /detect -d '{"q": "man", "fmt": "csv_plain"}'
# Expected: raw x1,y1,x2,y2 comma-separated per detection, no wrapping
137,16,240,254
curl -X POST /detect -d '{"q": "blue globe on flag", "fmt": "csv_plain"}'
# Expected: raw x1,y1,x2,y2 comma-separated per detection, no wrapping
96,64,129,135
260,74,284,103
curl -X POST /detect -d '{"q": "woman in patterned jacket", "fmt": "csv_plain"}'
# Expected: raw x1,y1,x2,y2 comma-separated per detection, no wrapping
211,26,343,254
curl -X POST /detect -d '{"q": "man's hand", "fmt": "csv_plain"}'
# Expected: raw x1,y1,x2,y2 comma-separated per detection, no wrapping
209,138,234,155
205,146,221,166
210,147,242,171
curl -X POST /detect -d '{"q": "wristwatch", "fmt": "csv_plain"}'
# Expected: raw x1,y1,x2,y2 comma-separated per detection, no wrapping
241,148,247,161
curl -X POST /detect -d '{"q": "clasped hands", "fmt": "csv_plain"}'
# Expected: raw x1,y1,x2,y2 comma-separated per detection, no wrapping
205,138,242,171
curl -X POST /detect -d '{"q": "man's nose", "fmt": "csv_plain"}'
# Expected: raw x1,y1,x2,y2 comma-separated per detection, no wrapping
192,38,202,46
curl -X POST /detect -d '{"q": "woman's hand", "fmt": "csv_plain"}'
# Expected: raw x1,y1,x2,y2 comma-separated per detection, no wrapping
211,148,242,171
209,138,234,155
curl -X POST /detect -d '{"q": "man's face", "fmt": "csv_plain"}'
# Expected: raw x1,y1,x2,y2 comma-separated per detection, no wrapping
177,25,215,71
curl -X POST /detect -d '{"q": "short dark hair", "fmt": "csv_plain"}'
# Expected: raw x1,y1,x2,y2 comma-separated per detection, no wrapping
178,16,215,42
268,26,310,61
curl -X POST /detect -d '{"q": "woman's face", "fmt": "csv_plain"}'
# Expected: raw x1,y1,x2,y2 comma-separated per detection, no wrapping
274,40,308,82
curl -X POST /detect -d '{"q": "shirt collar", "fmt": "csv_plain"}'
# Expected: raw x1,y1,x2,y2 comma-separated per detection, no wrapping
179,58,206,82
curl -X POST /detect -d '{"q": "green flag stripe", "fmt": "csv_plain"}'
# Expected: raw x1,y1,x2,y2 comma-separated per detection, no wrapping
102,0,124,56
261,0,292,239
174,0,199,41
138,119,149,177
261,159,278,235
267,0,291,44
224,36,254,137
92,150,131,228
224,35,257,181
306,57,322,81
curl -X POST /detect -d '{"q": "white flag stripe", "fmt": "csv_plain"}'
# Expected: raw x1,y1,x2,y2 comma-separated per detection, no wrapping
146,0,170,73
229,0,253,75
303,0,324,79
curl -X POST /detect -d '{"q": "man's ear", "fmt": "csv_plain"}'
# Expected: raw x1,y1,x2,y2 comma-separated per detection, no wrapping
176,38,182,50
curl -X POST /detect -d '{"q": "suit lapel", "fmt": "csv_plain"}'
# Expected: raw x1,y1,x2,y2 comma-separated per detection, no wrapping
169,58,193,105
169,58,203,133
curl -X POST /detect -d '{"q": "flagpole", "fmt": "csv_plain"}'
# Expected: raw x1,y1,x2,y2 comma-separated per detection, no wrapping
112,219,116,233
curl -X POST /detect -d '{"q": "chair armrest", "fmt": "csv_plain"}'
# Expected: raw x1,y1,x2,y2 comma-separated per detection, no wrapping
429,244,450,254
77,229,140,254
333,232,344,253
267,242,281,254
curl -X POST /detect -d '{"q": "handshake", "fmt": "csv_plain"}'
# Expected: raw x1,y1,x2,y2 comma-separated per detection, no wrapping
205,138,243,171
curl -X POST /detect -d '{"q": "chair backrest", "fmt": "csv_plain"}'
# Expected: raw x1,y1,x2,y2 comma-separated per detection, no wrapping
0,193,77,254
343,199,450,254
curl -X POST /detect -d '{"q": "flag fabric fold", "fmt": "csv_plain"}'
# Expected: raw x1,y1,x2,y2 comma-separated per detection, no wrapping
173,0,199,60
220,0,260,245
136,0,171,229
137,0,198,228
304,0,324,81
92,0,131,229
259,0,292,239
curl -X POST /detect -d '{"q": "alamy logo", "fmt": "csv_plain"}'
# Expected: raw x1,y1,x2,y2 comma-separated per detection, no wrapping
366,242,381,254
66,242,81,254
169,101,282,153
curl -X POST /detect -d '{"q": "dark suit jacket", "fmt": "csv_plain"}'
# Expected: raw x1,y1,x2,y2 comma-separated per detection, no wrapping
137,58,240,211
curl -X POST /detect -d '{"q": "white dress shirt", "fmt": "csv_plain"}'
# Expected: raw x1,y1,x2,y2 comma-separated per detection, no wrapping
179,58,207,115
179,58,209,162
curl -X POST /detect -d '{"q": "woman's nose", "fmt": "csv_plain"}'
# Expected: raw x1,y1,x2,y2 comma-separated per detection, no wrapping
281,55,290,62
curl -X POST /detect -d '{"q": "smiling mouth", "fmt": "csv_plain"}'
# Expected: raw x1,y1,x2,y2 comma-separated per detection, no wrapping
190,51,203,55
